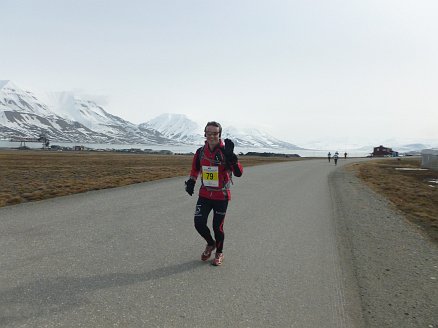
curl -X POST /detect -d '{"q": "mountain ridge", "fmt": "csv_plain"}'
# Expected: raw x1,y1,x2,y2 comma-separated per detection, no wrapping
0,81,305,149
1,81,436,151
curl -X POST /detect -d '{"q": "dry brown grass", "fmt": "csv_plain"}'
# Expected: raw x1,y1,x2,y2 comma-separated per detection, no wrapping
0,150,303,208
348,157,438,242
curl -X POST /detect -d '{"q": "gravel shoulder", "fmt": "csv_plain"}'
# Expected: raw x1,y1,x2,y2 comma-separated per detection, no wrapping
329,167,438,328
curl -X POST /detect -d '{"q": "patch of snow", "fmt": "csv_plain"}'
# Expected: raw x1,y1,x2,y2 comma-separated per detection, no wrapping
395,168,428,171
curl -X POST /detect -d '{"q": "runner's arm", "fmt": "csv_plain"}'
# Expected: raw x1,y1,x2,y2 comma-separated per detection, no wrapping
189,150,201,181
229,155,243,177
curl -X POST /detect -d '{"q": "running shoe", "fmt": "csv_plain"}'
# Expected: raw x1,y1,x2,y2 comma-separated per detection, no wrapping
201,244,216,261
211,252,224,266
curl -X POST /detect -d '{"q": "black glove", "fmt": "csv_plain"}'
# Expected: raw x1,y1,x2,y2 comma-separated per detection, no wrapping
223,138,234,157
185,179,195,196
223,138,237,164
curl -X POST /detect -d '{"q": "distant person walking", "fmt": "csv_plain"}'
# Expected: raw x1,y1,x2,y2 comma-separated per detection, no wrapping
344,152,347,159
333,152,339,165
328,152,331,162
185,121,243,266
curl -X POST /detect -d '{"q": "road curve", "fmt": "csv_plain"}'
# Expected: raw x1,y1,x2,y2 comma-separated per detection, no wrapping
0,158,365,327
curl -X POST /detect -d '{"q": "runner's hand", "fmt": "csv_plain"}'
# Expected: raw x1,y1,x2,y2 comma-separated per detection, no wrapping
223,138,237,164
185,179,195,196
223,138,234,156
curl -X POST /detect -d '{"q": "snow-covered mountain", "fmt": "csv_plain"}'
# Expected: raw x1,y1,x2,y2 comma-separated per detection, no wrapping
390,143,438,153
138,114,304,149
299,139,438,154
139,113,203,144
222,126,303,149
1,80,305,149
45,92,172,144
0,80,108,142
0,81,179,144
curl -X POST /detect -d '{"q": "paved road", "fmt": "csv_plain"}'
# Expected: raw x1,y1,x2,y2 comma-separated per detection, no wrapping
0,159,364,327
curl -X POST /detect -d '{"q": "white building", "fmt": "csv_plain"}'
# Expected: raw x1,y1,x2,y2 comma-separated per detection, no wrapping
421,149,438,170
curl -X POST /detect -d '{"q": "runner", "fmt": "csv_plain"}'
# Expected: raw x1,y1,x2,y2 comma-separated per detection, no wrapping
185,121,243,266
328,152,331,162
333,151,339,165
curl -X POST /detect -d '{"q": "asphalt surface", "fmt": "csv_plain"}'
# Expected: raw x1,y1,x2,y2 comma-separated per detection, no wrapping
0,157,421,327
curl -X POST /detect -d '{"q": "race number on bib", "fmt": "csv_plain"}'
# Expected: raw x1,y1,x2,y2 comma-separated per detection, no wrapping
202,165,219,187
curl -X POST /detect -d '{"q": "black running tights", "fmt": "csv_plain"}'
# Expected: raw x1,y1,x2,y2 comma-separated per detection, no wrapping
194,197,228,253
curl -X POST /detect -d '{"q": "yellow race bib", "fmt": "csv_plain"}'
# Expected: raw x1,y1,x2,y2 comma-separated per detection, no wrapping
202,165,219,187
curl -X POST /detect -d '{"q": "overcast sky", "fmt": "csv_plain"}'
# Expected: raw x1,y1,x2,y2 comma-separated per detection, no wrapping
1,0,437,147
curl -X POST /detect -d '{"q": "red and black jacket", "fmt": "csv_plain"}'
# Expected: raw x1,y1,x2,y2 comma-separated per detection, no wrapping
189,140,243,201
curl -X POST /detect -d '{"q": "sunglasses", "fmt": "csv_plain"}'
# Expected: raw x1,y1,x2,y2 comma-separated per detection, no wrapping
205,132,220,136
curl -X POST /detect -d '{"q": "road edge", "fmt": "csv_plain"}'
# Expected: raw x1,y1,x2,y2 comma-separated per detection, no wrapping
328,168,367,328
329,166,438,327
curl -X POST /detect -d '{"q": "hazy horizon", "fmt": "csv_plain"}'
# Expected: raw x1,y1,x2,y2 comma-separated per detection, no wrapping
1,0,437,146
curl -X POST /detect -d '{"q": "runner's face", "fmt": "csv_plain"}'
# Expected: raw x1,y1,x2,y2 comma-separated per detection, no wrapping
205,126,220,148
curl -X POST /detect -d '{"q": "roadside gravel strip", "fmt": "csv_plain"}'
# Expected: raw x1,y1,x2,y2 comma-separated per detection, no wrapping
329,167,438,328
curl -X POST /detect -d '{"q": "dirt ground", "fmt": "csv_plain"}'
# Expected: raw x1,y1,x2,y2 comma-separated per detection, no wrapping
348,157,438,243
0,150,303,207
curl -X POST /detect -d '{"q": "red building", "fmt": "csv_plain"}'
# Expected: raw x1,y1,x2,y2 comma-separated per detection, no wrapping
372,145,398,157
